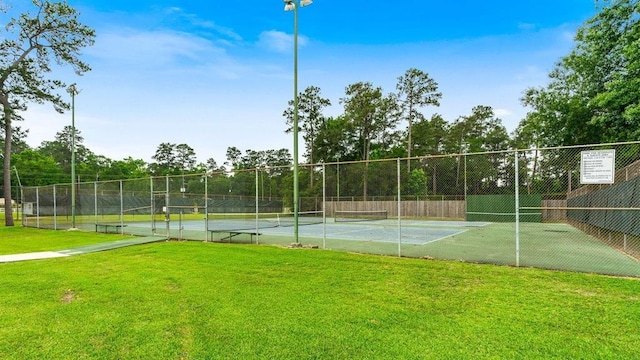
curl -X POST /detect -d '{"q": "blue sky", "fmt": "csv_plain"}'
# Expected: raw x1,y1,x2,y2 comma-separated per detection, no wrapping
14,0,599,164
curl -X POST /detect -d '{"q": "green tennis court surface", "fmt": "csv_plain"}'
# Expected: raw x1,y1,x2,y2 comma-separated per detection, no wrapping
69,217,640,277
253,219,487,245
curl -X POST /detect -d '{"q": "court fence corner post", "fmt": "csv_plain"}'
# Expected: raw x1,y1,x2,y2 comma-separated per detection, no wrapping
397,158,401,257
515,149,520,267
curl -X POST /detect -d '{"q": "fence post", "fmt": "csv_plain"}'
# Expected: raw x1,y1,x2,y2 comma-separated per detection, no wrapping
515,150,520,267
94,181,98,226
255,168,259,245
397,158,401,257
52,185,57,230
165,175,170,239
323,163,327,249
204,173,209,242
36,187,40,228
120,180,124,234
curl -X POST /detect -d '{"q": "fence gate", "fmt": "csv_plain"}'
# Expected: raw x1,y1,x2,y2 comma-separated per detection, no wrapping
151,191,170,238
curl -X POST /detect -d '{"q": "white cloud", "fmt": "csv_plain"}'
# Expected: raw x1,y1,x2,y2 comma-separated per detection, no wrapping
88,27,226,67
163,6,243,42
494,108,513,117
257,30,308,53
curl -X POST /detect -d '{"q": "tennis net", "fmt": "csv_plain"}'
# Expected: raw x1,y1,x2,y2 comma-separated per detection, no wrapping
334,210,388,222
207,211,324,231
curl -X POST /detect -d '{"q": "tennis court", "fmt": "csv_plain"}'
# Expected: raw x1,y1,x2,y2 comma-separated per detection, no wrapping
91,213,637,277
120,214,488,246
253,219,485,245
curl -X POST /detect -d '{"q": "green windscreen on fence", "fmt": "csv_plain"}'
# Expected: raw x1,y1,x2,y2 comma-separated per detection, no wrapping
466,194,542,222
568,176,640,236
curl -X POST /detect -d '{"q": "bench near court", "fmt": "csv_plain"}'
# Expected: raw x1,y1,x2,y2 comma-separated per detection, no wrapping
208,229,261,243
95,223,128,234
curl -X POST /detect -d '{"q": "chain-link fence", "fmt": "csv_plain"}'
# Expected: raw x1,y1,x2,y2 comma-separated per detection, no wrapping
20,142,640,277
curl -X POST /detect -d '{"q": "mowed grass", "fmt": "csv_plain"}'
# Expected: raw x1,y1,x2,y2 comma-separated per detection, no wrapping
0,225,133,255
0,226,639,358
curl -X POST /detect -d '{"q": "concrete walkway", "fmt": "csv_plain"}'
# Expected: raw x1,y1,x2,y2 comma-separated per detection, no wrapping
0,236,167,263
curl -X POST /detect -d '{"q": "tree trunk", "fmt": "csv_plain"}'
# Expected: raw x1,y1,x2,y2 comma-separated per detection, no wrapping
432,160,438,195
309,138,314,189
363,160,368,201
363,140,370,201
455,155,461,189
529,149,539,195
3,107,14,226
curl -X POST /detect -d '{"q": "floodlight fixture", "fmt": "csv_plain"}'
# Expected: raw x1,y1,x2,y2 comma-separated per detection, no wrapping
284,0,295,11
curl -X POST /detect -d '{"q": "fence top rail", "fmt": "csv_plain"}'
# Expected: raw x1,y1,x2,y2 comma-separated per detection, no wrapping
521,206,640,211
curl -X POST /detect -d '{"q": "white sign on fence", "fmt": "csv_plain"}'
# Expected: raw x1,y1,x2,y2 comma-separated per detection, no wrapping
23,202,34,216
580,149,615,184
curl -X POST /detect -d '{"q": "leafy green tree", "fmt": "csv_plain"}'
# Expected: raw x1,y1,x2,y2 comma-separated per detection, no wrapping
405,168,427,196
283,86,331,164
0,0,94,225
411,114,449,194
396,68,442,171
520,76,600,147
11,148,65,186
77,153,110,182
175,144,197,172
520,0,640,146
150,143,197,175
586,0,640,138
340,82,399,199
221,147,293,201
341,82,399,162
151,142,176,175
0,122,29,154
99,157,148,180
513,113,546,194
39,125,93,174
225,146,242,170
447,106,509,194
205,158,224,173
313,115,356,162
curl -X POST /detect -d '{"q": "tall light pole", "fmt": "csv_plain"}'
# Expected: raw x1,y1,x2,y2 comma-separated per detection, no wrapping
284,0,312,243
67,84,79,229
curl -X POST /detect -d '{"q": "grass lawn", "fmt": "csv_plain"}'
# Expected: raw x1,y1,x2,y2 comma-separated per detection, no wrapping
0,225,133,255
0,224,639,359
